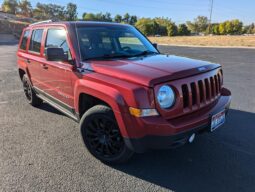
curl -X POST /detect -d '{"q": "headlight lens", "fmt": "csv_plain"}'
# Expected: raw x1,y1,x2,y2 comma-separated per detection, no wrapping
157,85,175,109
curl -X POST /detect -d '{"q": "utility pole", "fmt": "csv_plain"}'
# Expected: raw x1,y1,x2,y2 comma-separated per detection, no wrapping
208,0,214,34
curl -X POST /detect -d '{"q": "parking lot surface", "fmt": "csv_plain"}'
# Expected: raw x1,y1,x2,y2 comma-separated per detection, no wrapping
1,36,255,192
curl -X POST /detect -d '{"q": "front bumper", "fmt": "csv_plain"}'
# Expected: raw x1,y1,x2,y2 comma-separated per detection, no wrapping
123,88,231,153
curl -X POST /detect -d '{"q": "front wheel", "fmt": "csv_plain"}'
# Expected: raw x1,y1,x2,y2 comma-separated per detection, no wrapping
80,105,133,164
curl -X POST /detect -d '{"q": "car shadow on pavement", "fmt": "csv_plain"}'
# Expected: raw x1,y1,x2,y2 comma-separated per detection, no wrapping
39,102,66,116
111,109,255,192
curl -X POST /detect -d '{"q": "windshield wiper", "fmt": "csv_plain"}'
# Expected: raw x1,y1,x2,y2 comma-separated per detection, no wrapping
131,51,158,57
83,51,158,61
84,53,132,61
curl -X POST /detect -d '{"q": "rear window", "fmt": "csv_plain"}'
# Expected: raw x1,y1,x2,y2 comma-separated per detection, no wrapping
29,29,43,53
20,30,30,50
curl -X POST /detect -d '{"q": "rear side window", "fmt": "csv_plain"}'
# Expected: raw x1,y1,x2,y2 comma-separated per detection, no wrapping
20,30,30,50
45,28,72,60
29,29,43,53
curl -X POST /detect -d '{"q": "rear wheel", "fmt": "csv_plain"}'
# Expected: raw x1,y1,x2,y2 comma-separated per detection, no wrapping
22,74,42,107
80,105,133,164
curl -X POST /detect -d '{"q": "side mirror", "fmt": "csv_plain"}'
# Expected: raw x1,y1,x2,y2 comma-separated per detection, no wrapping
45,47,68,62
152,43,158,49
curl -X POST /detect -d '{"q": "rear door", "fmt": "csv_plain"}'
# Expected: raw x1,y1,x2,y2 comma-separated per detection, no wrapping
27,28,45,89
39,27,74,108
17,29,30,74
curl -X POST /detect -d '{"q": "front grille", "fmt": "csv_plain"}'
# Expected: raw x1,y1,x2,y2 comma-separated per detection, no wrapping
181,71,222,111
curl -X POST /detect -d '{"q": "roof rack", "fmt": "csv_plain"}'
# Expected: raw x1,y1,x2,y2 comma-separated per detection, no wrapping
29,20,53,26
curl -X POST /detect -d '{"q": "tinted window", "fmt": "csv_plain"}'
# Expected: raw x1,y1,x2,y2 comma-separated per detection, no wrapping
29,29,43,53
119,32,145,51
45,29,72,60
20,30,30,50
77,26,158,60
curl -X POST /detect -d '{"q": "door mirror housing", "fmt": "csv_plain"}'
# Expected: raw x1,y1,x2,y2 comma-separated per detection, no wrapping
152,43,158,49
45,47,68,62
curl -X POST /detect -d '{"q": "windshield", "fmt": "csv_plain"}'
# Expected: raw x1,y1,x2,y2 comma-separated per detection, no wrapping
76,25,159,60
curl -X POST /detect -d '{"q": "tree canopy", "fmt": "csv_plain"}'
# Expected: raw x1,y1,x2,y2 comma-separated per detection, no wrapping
1,1,254,36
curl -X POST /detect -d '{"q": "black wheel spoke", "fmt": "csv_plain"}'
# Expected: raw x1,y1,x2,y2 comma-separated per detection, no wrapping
23,79,32,101
85,115,124,158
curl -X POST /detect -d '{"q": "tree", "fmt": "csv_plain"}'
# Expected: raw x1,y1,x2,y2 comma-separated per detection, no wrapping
18,0,32,17
129,15,137,25
243,23,254,34
82,12,112,22
65,3,77,21
32,3,47,19
178,24,190,36
123,13,130,23
196,16,208,33
83,13,96,21
187,16,208,34
1,0,18,14
114,14,122,23
100,12,112,22
135,17,178,36
249,24,255,34
218,19,243,35
231,19,243,34
219,22,226,35
167,22,178,36
211,24,220,35
135,18,155,36
154,17,171,36
82,12,87,19
33,3,65,20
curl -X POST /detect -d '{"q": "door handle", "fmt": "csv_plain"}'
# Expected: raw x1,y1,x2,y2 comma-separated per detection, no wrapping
41,64,48,70
27,59,31,63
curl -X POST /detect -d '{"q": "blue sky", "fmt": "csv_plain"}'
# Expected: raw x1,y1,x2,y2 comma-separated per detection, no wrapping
3,0,255,24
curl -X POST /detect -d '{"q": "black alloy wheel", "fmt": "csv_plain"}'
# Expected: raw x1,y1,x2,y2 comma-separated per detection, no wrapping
80,105,133,163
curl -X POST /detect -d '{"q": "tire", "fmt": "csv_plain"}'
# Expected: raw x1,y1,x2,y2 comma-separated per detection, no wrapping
80,105,133,164
22,74,42,107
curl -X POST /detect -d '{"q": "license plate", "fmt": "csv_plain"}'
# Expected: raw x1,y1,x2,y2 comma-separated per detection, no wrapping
211,110,225,132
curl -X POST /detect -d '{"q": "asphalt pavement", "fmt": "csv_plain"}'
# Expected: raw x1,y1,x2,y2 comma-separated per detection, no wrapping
0,35,255,192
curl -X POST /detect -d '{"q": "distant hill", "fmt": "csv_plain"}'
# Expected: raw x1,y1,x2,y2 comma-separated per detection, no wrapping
0,12,33,37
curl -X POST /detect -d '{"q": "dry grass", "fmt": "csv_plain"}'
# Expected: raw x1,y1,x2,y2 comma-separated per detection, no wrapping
149,35,255,47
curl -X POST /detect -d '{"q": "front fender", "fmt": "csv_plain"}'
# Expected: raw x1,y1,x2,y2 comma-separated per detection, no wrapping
74,79,130,137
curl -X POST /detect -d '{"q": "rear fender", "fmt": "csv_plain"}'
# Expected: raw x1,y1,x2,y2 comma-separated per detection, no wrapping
17,53,32,83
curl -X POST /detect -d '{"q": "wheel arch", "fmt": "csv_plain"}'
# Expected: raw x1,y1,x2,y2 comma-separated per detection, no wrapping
74,79,130,137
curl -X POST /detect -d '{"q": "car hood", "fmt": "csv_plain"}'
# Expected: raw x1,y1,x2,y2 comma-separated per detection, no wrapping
81,54,221,87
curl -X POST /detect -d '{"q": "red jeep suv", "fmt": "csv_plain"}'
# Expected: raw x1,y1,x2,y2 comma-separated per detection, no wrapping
17,21,231,163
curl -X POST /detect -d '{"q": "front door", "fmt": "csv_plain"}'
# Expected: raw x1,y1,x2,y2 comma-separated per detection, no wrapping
39,27,74,108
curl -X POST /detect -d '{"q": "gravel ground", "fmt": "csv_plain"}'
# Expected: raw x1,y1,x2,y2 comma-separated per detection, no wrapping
0,36,255,192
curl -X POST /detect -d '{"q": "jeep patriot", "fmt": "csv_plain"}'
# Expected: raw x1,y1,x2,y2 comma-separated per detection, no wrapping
17,21,231,163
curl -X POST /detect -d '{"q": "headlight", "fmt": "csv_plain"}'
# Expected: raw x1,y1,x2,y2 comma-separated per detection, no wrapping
157,85,175,109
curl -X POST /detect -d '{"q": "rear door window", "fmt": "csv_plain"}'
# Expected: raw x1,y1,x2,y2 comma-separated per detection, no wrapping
20,30,30,50
45,28,72,60
29,29,43,53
